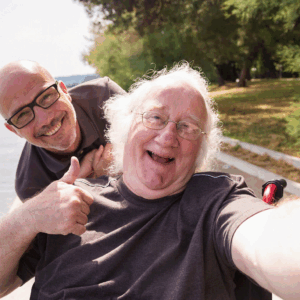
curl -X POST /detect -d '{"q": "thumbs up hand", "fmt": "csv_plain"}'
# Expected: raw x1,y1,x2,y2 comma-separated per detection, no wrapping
26,157,94,236
61,156,82,184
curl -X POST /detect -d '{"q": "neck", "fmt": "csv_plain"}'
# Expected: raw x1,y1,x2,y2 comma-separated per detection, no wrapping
123,175,186,200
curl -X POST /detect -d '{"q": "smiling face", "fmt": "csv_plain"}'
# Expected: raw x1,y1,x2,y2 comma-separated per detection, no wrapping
0,62,81,154
123,82,208,199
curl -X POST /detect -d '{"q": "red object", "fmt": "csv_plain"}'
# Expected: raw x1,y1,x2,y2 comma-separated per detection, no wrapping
262,179,287,205
262,184,277,204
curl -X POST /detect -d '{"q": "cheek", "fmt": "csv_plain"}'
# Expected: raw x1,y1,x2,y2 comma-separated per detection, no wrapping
181,141,201,162
130,122,154,145
16,125,35,140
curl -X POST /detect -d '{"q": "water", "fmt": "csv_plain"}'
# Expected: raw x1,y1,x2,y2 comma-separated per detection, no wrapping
0,117,25,216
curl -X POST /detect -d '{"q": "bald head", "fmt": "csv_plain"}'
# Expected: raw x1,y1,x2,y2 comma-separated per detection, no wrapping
0,60,54,118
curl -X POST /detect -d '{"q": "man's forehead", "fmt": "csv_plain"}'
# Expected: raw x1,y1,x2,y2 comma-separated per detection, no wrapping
0,61,54,115
139,81,207,125
0,72,52,117
143,82,204,106
4,71,50,95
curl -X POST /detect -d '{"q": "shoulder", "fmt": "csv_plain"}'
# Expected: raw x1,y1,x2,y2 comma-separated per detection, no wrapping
179,172,252,223
68,77,126,102
189,172,247,192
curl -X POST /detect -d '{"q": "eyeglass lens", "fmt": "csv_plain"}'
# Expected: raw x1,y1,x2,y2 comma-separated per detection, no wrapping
10,86,59,128
142,111,202,140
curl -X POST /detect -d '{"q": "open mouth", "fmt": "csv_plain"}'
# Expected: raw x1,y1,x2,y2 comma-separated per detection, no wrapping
43,120,62,136
147,150,175,164
39,116,64,137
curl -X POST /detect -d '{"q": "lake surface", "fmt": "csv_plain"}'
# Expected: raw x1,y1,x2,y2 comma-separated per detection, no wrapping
0,117,25,216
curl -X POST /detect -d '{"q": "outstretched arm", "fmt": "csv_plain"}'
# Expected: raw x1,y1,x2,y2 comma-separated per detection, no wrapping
0,157,93,297
232,198,300,300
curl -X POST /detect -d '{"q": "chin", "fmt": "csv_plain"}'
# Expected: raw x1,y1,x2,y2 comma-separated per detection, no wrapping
45,135,77,153
142,174,172,191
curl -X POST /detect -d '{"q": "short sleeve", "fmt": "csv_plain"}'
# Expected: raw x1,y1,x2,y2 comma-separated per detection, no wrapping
214,176,273,269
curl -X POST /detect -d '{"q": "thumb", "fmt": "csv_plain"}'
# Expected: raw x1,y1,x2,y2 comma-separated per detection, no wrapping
60,156,80,184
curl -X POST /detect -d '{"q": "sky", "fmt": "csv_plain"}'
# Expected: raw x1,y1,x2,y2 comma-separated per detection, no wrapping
0,0,97,77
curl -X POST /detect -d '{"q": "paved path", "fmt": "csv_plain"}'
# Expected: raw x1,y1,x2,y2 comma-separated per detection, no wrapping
214,159,294,201
4,157,296,300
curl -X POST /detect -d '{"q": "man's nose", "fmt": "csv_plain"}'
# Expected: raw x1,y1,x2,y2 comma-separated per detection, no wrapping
33,106,54,125
154,122,179,147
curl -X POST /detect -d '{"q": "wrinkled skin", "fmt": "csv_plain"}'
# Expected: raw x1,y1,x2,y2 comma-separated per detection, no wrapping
123,82,208,199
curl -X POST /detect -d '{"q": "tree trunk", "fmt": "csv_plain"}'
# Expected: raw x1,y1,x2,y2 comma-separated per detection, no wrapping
238,59,251,87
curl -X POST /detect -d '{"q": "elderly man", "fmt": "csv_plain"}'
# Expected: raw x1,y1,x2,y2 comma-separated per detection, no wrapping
1,63,298,300
0,60,126,201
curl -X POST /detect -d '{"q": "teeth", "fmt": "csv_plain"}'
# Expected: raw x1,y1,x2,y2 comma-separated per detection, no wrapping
148,151,174,163
43,121,62,136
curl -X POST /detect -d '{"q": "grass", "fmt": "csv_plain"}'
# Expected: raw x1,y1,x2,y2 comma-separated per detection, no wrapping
222,143,300,183
209,78,300,157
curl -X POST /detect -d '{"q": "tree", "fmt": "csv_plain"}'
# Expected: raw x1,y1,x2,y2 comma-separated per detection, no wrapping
77,0,300,87
77,0,241,84
223,0,300,85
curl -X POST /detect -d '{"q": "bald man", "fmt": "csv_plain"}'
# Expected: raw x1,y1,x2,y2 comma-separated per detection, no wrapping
0,60,126,201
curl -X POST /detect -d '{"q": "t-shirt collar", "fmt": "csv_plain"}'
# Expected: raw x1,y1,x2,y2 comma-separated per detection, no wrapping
115,176,184,207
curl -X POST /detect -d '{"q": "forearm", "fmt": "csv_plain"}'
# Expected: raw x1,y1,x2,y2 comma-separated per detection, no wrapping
233,199,300,299
0,202,37,295
0,158,94,296
8,196,23,213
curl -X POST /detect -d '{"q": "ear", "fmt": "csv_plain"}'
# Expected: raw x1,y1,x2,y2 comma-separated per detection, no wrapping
58,81,72,102
59,81,68,94
4,123,22,137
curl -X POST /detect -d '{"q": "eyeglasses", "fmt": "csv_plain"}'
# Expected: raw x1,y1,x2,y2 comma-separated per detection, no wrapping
6,81,60,129
140,111,206,141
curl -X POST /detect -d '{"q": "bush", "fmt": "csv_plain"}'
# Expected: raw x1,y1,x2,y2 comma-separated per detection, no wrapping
84,25,218,90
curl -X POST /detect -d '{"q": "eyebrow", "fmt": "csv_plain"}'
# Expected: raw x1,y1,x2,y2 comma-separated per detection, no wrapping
145,102,202,122
142,100,165,111
10,83,55,116
190,114,201,124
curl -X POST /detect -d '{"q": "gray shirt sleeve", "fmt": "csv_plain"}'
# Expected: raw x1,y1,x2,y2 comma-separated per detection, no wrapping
213,178,273,269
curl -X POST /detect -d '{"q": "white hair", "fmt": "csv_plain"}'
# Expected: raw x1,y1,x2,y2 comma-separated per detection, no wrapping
104,62,222,174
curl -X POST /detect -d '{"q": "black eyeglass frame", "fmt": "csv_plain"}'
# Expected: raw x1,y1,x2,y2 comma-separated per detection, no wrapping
6,81,60,129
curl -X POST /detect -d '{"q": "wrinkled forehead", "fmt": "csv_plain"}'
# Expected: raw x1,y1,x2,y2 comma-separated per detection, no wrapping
139,81,208,122
0,71,53,118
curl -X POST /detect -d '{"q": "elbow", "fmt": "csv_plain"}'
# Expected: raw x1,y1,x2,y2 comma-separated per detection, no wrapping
0,285,11,298
0,276,22,298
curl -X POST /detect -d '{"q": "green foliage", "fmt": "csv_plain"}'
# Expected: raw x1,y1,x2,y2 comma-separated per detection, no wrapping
85,24,219,90
232,144,242,151
223,0,300,30
277,45,300,73
79,0,300,86
85,27,150,90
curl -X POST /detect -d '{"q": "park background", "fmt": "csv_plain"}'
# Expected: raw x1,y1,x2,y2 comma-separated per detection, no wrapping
77,0,300,162
1,1,300,299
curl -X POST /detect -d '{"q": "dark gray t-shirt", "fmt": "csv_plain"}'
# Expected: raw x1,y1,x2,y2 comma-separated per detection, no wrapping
17,172,272,300
15,77,126,201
